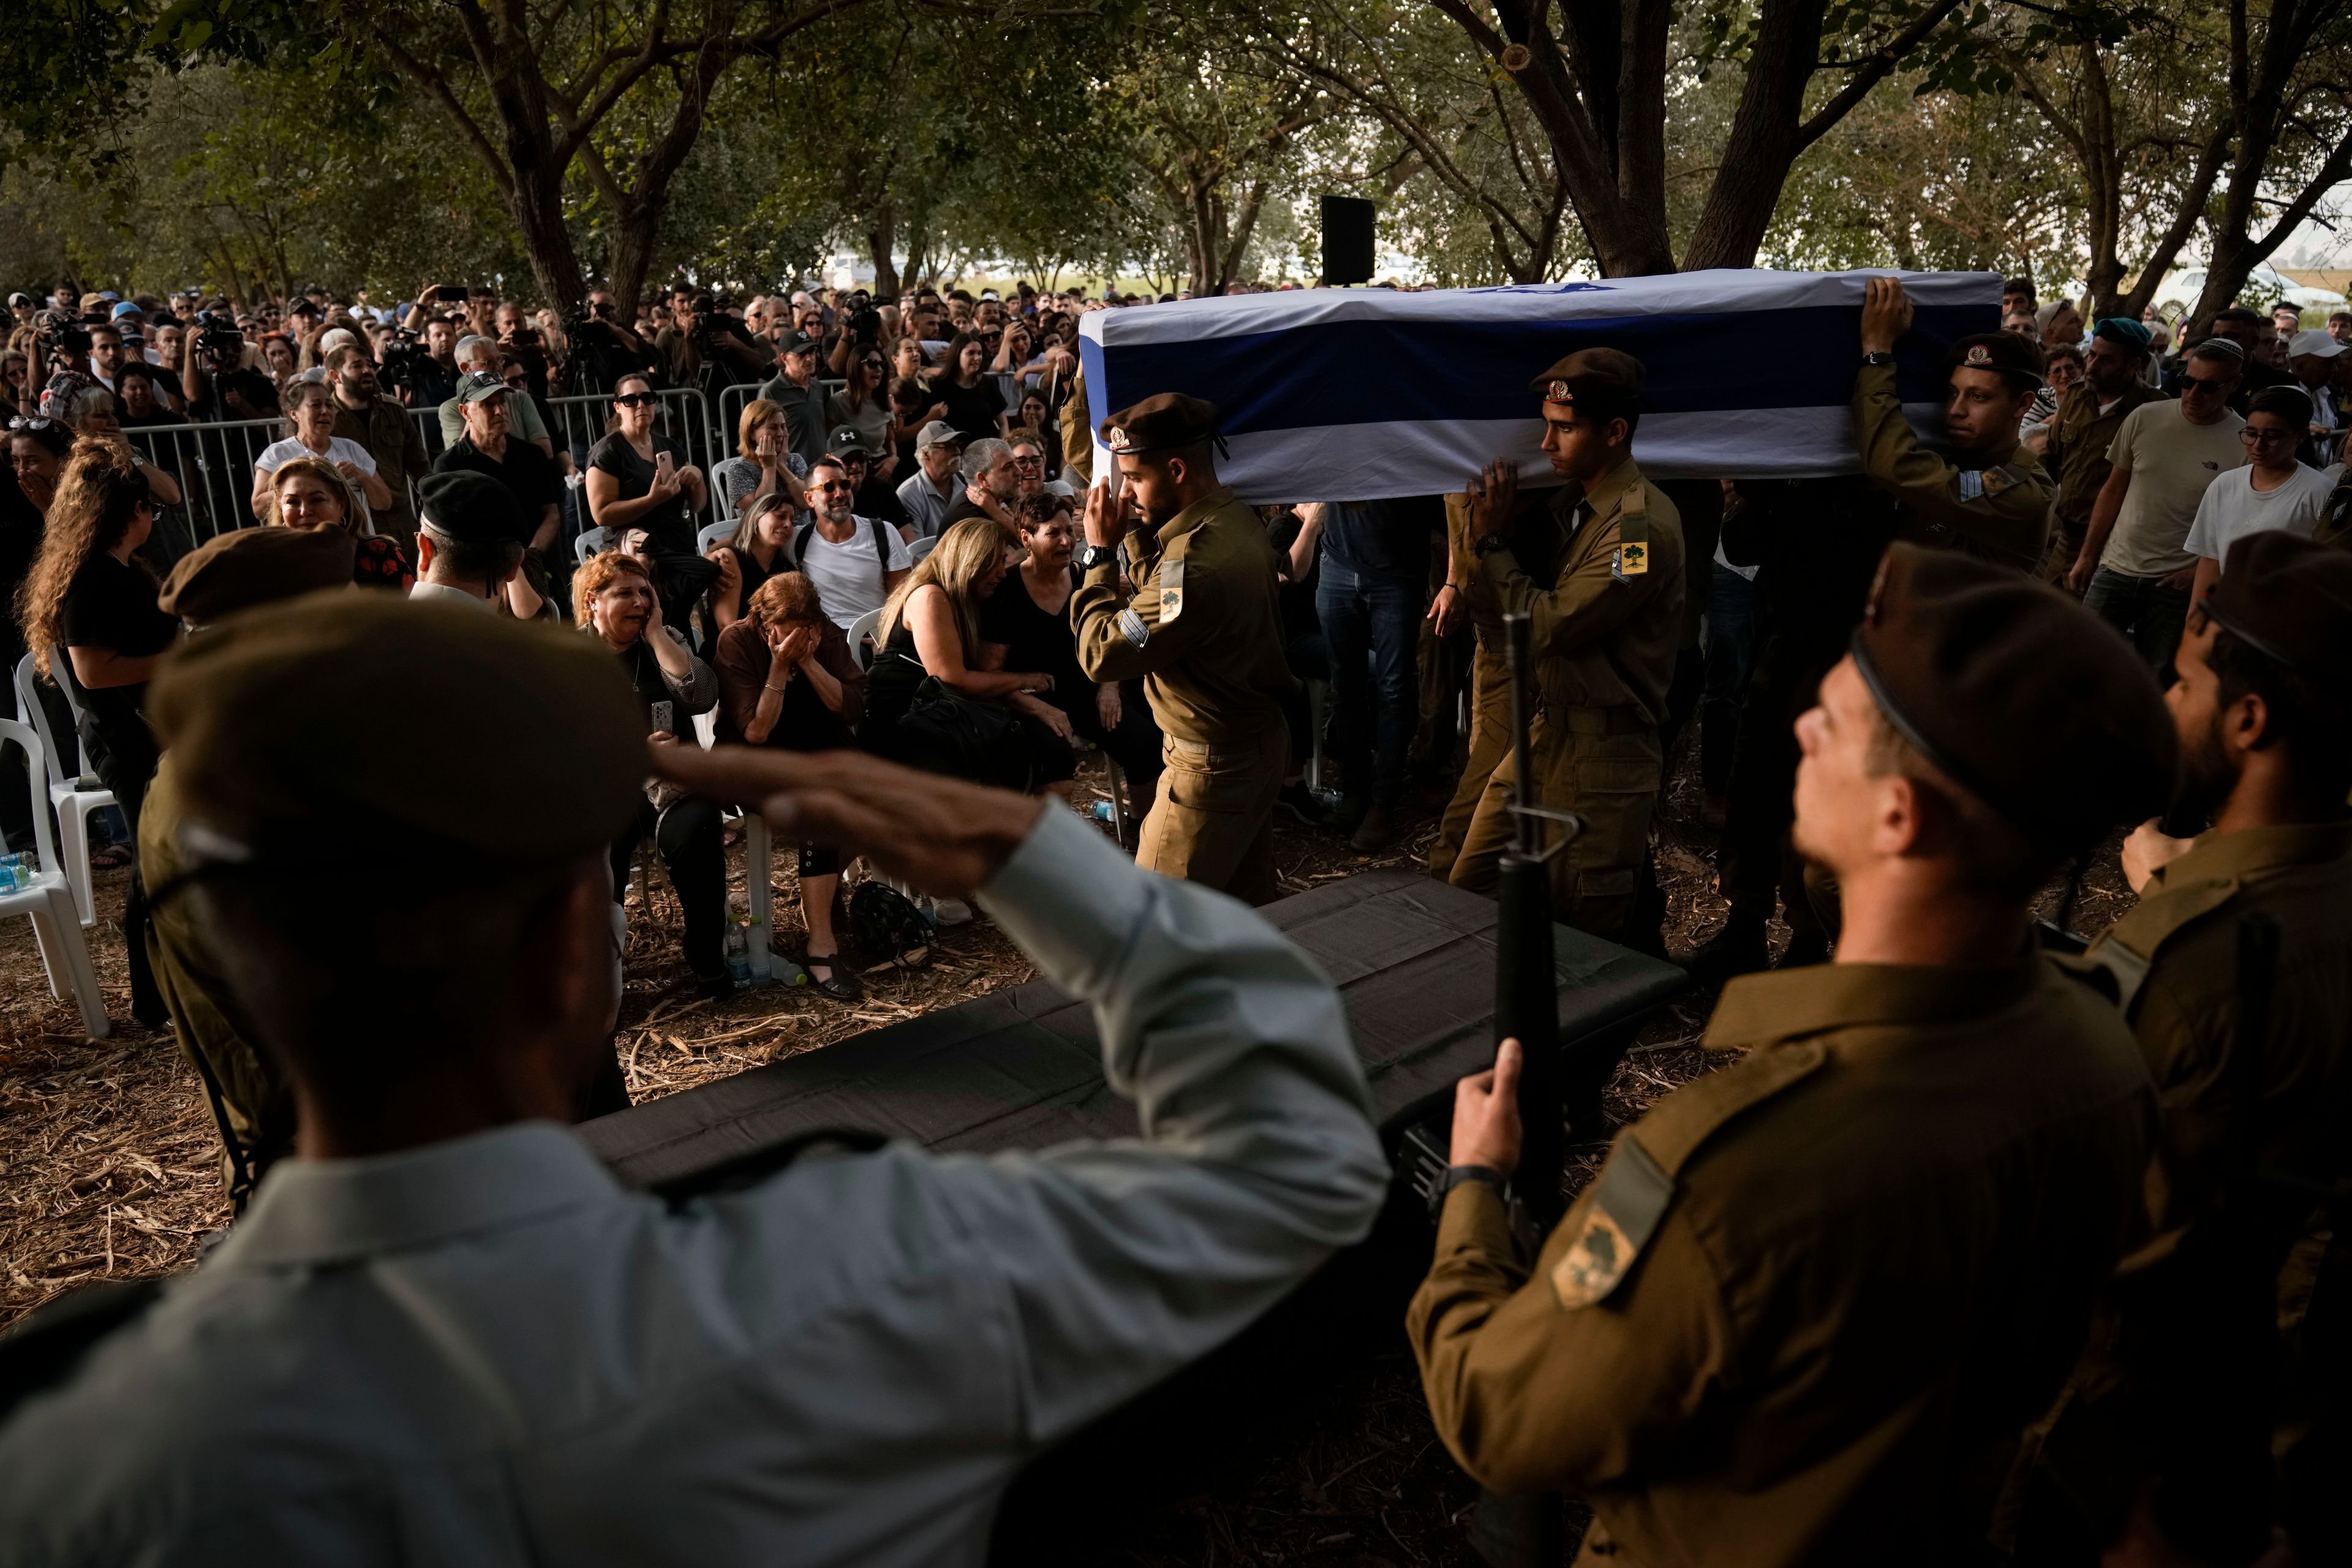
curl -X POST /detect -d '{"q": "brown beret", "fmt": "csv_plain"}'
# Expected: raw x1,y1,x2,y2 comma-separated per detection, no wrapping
1099,392,1221,456
148,591,646,869
1851,543,2176,848
159,527,356,624
2205,530,2352,692
1530,347,1644,410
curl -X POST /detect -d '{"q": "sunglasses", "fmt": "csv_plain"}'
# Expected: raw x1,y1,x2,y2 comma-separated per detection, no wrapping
8,415,55,431
614,393,655,407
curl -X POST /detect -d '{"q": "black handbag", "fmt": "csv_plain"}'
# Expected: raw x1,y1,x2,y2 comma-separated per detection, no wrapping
892,668,1035,792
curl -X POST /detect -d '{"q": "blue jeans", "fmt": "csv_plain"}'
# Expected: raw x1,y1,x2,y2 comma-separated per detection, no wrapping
1316,557,1421,809
1700,564,1760,792
2084,567,2190,674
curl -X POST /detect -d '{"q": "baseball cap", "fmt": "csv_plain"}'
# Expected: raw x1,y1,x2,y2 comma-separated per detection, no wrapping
915,420,962,451
779,330,819,357
455,370,510,404
2286,327,2346,360
827,425,878,457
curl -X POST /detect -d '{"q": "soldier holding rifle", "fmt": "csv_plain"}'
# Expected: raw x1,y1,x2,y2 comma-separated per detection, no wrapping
1411,545,2178,1565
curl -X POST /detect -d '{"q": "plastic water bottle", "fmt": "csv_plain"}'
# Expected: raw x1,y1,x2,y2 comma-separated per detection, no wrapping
1088,801,1118,823
724,920,752,986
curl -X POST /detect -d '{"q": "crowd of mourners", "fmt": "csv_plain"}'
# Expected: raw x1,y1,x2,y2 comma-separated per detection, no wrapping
0,262,2348,1568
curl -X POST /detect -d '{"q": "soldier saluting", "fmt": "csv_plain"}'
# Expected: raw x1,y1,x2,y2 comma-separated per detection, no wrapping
1073,393,1295,904
1444,349,1684,941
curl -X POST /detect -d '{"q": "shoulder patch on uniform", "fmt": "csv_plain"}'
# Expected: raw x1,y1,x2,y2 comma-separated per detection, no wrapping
1958,470,1986,502
1612,510,1650,581
1625,1038,1829,1177
1158,558,1184,622
1550,1136,1672,1310
1117,608,1150,649
1980,464,2026,497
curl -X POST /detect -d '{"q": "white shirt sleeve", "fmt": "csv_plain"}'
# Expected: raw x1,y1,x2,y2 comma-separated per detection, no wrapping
2183,473,2230,560
918,807,1387,1443
883,526,913,570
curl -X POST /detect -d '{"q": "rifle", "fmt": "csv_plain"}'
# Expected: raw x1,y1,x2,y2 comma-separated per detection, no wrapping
1494,611,1583,1233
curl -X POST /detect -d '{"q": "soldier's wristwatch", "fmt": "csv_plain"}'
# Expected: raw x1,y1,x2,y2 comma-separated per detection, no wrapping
1077,543,1116,573
1472,532,1510,558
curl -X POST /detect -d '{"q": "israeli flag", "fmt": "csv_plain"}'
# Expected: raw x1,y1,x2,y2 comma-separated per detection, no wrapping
1077,268,1999,503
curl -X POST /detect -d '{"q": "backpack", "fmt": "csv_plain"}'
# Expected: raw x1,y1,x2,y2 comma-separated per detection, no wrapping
796,515,898,594
849,877,933,961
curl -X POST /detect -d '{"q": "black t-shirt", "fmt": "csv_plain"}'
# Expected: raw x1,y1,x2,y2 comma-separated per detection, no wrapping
980,565,1087,702
1263,510,1323,643
856,473,911,531
587,431,695,550
937,377,1006,443
1321,496,1441,581
58,552,178,737
434,435,561,528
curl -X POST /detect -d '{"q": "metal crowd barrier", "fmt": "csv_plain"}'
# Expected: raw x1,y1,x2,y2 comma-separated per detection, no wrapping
125,417,286,564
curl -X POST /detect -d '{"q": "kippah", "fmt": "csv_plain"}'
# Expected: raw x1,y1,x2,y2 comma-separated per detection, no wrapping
149,592,646,870
1850,544,2176,850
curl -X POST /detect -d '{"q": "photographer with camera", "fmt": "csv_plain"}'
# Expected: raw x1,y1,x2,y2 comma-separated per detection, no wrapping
660,292,773,399
562,289,661,400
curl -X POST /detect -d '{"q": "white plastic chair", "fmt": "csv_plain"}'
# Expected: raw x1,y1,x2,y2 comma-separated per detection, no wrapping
908,533,940,564
0,716,111,1037
696,518,737,555
845,605,884,670
13,653,116,929
575,526,614,565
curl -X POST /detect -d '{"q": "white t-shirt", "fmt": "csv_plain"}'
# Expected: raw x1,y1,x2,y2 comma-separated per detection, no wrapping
799,516,913,629
2182,462,2335,569
2100,401,2245,578
255,435,379,480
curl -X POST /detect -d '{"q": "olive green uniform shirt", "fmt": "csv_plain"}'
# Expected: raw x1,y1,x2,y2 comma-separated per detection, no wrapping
1409,957,2154,1567
1071,485,1295,745
1852,362,2053,573
1471,459,1684,727
2040,380,2163,540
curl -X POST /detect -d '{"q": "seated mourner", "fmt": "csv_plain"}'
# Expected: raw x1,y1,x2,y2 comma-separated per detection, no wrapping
0,594,1387,1565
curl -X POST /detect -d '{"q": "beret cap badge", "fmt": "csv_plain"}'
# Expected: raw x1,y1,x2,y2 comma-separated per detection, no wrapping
1964,344,1991,366
1545,379,1572,401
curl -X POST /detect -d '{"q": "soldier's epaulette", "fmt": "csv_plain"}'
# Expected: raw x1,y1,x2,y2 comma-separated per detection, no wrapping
1977,464,2030,499
1611,488,1651,580
1549,1041,1825,1310
2084,874,2244,1016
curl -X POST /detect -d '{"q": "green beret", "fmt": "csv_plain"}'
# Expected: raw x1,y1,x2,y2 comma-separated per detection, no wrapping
2090,316,2152,354
1850,543,2176,850
418,469,531,546
1944,331,2045,388
2204,530,2352,693
1529,347,1643,412
1099,392,1221,456
148,592,646,870
158,527,355,624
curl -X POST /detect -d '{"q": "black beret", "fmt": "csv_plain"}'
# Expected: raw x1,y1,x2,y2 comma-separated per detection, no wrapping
1529,347,1644,411
2204,530,2352,693
159,528,356,624
1945,331,2045,387
1100,392,1221,456
148,592,647,869
418,469,531,546
1850,543,2176,850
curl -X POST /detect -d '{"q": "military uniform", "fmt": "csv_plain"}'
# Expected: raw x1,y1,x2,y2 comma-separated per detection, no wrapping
1413,541,2182,1566
2019,533,2352,1561
1447,458,1683,938
1853,358,2052,574
1409,959,2155,1567
1428,492,1515,881
1072,396,1295,904
2038,377,2162,581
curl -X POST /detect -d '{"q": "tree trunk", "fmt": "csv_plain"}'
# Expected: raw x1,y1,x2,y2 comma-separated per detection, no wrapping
509,159,591,314
1678,0,1825,271
867,198,901,301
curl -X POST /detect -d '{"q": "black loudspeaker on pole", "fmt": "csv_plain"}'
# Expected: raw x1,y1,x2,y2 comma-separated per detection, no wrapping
1320,196,1376,287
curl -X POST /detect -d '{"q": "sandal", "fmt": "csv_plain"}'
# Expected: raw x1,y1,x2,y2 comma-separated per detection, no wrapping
804,952,862,1002
88,844,132,870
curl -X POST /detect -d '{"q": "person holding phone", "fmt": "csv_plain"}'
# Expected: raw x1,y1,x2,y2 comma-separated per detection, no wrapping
575,549,731,1000
584,372,708,553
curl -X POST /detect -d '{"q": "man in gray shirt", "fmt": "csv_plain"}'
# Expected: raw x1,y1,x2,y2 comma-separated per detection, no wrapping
0,595,1386,1567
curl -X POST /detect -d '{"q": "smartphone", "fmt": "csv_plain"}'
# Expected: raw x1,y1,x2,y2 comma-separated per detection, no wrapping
654,450,675,480
649,699,674,737
434,285,470,303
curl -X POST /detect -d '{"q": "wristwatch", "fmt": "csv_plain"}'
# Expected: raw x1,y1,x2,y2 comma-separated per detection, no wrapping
1472,532,1510,558
1861,350,1897,368
1440,1164,1510,1201
1077,543,1117,573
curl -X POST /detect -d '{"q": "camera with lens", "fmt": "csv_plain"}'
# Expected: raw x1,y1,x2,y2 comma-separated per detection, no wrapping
850,303,883,345
195,309,244,364
377,331,434,395
34,307,91,358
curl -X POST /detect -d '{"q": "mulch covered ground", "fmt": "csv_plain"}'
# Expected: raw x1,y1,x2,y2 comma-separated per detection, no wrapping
0,739,2132,1565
